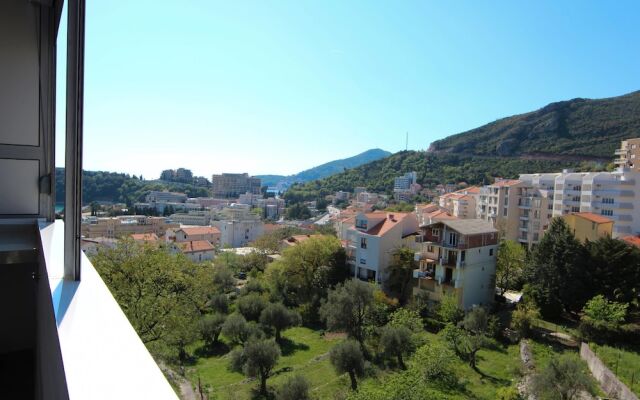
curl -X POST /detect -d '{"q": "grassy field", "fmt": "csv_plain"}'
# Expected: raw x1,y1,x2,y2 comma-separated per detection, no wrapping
186,327,346,399
590,343,640,396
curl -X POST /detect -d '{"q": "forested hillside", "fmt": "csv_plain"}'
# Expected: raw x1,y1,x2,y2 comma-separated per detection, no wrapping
429,90,640,158
55,168,210,205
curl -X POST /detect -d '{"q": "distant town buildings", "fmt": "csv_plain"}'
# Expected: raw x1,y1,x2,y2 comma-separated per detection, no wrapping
211,173,261,198
169,211,211,226
393,171,421,201
81,215,179,239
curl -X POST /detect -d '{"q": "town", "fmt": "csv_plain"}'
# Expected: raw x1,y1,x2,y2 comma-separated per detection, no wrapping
77,139,640,400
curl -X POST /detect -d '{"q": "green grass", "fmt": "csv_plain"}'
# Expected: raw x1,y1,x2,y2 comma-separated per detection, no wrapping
590,343,640,396
186,327,344,399
528,339,573,369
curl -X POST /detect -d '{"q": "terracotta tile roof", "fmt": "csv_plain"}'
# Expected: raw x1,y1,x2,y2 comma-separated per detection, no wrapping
178,240,214,253
282,234,322,246
456,186,480,194
179,226,220,235
365,212,410,236
622,235,640,248
572,212,613,224
491,179,522,187
130,233,158,241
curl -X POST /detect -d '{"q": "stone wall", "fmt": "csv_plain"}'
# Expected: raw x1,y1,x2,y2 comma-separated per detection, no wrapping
580,342,638,400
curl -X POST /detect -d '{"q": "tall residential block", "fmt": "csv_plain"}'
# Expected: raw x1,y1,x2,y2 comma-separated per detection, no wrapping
614,138,640,172
211,173,261,198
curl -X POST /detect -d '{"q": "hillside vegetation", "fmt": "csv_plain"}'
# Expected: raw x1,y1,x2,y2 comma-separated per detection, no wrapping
256,148,391,186
430,90,640,158
287,91,640,200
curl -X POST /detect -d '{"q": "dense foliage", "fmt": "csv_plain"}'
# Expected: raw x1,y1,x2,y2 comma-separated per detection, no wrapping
524,218,640,320
56,168,210,206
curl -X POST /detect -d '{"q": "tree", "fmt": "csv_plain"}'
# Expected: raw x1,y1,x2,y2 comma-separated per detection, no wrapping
496,240,525,295
236,294,268,322
277,375,310,400
221,313,252,345
380,325,413,369
285,203,311,220
92,240,204,356
413,342,458,386
90,201,100,216
523,218,586,318
511,300,540,338
531,354,596,400
212,265,236,294
320,279,374,352
243,339,281,396
436,292,463,324
461,306,490,369
200,313,226,347
265,235,347,307
584,237,640,305
386,247,417,302
579,295,628,341
330,340,366,390
208,293,229,314
260,303,301,342
389,308,423,332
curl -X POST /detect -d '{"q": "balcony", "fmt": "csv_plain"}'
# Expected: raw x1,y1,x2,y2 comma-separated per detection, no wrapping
614,149,627,155
0,220,177,399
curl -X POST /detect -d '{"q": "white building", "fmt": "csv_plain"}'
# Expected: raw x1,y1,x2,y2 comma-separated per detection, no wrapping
414,219,498,309
345,212,419,284
145,191,187,204
173,240,215,263
212,219,264,248
166,226,221,246
169,211,211,226
394,171,418,191
238,192,263,207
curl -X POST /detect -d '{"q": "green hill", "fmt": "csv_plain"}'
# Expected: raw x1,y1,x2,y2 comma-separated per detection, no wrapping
256,148,391,186
429,90,640,159
286,90,640,201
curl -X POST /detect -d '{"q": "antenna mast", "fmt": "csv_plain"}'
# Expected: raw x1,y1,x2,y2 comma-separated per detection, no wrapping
405,132,408,151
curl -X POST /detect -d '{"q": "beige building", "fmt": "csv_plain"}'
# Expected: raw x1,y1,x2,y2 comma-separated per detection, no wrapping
563,213,613,243
211,173,261,198
166,226,221,246
477,179,523,241
438,186,479,219
82,216,179,239
614,138,640,172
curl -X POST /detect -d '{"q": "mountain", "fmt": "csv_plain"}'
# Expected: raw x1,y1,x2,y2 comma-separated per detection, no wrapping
255,148,391,187
286,90,640,201
429,90,640,159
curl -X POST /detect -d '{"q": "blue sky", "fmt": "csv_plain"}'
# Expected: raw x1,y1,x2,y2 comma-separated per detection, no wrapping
56,1,640,178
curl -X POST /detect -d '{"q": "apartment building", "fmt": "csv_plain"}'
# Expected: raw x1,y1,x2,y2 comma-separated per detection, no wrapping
0,1,176,397
477,179,523,240
238,191,263,207
413,219,498,309
82,216,179,239
562,213,614,242
415,203,455,226
614,138,640,172
212,219,264,248
211,173,261,198
439,186,479,219
146,190,188,204
344,212,419,284
257,197,286,220
520,168,640,238
169,211,211,226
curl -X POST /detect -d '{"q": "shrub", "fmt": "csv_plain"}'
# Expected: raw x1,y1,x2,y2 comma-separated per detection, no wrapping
277,375,310,400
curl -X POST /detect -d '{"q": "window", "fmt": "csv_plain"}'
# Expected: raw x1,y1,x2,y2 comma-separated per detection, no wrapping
489,249,494,256
572,196,580,201
360,237,367,249
356,219,367,229
571,206,580,212
572,185,582,191
427,245,434,252
461,250,466,261
448,232,458,246
359,258,366,265
601,209,613,216
431,228,440,236
602,198,614,204
503,207,508,216
592,222,596,230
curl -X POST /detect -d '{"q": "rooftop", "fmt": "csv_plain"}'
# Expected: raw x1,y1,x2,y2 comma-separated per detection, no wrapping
491,179,522,187
178,240,215,253
621,235,640,248
178,226,221,235
571,212,614,224
425,218,497,235
130,233,158,241
364,212,411,236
